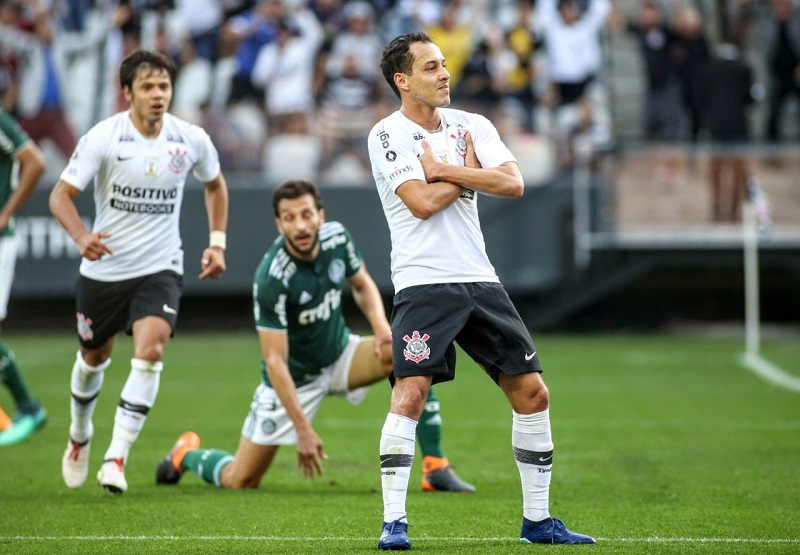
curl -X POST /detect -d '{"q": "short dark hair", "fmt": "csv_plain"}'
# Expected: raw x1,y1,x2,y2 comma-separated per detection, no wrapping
272,180,323,216
119,50,176,91
380,32,433,98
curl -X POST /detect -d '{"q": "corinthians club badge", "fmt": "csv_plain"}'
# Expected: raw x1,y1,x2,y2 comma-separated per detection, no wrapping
403,331,430,363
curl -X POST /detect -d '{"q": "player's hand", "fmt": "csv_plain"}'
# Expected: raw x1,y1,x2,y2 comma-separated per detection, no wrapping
373,331,392,363
296,429,327,479
417,139,442,183
77,231,113,261
199,247,226,279
463,131,482,169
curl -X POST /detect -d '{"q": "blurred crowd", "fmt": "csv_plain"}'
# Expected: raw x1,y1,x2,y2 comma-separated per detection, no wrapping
0,0,798,187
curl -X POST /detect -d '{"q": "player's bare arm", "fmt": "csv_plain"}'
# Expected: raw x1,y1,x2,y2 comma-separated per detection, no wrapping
258,329,327,478
199,173,229,279
348,265,392,360
0,143,45,230
394,140,463,220
420,132,523,198
49,180,113,260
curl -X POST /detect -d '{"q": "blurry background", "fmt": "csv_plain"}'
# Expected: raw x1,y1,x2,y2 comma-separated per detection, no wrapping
4,0,799,334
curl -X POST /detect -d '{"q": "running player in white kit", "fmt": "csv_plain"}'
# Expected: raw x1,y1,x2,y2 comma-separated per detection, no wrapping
50,49,229,495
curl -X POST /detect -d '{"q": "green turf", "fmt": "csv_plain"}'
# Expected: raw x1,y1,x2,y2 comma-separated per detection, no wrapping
0,332,798,554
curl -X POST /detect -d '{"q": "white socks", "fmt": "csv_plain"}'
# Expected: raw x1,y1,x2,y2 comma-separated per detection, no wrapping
69,352,110,443
512,409,553,523
103,358,162,462
380,413,417,523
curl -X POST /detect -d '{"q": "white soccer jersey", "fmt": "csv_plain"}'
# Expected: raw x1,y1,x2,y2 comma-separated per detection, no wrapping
60,111,220,281
368,108,516,292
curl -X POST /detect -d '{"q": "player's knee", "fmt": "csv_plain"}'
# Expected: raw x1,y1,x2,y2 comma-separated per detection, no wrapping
134,343,165,363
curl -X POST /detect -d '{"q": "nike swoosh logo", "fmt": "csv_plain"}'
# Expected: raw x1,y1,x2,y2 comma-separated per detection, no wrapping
162,304,177,315
538,455,552,463
117,155,134,161
525,351,536,361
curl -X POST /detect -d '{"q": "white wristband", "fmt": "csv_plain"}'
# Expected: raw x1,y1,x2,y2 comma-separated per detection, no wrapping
209,230,227,250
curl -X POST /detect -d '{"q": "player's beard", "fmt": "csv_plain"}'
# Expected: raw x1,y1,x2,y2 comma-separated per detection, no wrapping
286,232,319,258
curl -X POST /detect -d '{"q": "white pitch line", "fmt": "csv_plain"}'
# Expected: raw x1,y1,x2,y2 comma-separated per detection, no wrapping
740,352,800,392
3,535,799,544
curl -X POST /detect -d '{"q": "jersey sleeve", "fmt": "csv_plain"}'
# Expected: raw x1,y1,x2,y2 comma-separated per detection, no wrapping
368,119,427,192
0,111,31,156
253,258,289,332
59,125,107,191
341,225,363,277
189,124,221,183
472,113,517,169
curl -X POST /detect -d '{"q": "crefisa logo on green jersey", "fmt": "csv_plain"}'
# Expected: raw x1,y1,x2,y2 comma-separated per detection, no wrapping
298,289,341,325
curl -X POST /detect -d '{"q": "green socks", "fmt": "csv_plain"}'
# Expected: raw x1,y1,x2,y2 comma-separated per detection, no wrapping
0,339,38,414
417,388,445,458
181,449,234,487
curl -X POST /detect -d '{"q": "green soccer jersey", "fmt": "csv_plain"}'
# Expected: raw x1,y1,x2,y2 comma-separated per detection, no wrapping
0,110,32,238
253,221,364,387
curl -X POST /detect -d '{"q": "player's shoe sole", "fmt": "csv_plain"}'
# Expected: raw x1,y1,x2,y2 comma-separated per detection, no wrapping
421,456,476,493
62,437,91,488
97,458,127,495
156,431,200,485
378,518,411,551
520,516,596,544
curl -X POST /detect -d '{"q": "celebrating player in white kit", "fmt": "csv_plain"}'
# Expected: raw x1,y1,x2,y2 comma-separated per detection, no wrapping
50,49,229,495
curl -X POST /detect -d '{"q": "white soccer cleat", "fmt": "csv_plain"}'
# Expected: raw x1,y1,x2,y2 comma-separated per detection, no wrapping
97,458,128,495
62,438,91,489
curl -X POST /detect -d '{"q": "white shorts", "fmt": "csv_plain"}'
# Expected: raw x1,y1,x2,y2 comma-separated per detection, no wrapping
0,236,18,321
241,334,369,445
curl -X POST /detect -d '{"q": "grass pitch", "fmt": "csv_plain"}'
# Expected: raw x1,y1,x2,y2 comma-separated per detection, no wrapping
1,331,798,554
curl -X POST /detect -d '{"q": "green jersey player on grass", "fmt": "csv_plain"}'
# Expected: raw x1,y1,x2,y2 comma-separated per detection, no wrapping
0,109,47,447
156,179,474,491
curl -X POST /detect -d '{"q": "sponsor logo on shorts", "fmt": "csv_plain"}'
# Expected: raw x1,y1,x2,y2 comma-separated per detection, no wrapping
162,304,177,315
525,351,536,361
77,312,94,341
402,331,430,363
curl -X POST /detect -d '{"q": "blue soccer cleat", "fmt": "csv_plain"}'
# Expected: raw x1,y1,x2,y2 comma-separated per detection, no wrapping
378,518,411,551
0,405,47,446
520,517,596,545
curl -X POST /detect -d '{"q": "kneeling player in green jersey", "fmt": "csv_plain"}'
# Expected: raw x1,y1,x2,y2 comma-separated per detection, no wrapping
156,180,473,492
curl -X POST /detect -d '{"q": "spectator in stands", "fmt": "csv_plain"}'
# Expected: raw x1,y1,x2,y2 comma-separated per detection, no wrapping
251,8,323,136
701,42,757,222
502,0,540,134
315,51,382,183
672,6,711,145
220,0,283,106
323,1,383,86
175,0,223,63
537,0,612,169
613,0,685,189
0,0,78,161
762,0,800,141
425,0,479,91
452,26,509,122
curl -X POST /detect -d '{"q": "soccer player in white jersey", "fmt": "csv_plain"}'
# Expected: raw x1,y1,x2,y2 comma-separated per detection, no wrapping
368,33,595,549
49,50,229,495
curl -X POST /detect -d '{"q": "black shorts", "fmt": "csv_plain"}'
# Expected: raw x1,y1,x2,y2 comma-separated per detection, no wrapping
390,282,541,385
75,270,182,349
